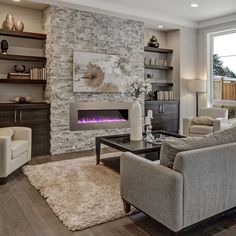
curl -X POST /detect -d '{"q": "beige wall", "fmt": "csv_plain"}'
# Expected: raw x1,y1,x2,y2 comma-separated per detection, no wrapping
0,3,44,102
166,30,180,100
179,27,198,132
144,28,167,48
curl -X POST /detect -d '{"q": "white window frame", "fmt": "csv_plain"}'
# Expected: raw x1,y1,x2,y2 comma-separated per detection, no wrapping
207,29,236,107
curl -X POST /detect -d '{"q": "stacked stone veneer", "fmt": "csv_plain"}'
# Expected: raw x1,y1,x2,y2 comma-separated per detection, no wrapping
43,6,144,155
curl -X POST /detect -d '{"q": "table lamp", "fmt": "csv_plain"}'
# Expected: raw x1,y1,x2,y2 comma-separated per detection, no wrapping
187,79,206,116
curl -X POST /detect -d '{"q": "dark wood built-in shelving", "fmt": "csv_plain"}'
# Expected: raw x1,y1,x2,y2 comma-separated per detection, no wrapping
0,54,46,63
0,29,46,40
0,79,46,84
145,65,173,70
144,47,173,54
0,103,50,156
147,82,173,86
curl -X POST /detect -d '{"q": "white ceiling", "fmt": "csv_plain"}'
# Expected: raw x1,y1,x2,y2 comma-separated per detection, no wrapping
98,0,236,23
2,0,236,28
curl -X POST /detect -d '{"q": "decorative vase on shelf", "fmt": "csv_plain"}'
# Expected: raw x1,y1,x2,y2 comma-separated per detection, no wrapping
14,20,24,32
3,14,14,30
130,100,142,141
1,40,9,54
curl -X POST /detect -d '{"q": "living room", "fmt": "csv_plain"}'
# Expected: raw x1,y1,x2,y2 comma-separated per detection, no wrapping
0,0,235,235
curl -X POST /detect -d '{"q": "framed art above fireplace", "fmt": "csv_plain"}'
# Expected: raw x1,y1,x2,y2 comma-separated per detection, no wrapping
73,51,130,93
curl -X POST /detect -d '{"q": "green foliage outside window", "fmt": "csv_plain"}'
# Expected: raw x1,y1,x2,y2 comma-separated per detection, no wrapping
213,54,236,78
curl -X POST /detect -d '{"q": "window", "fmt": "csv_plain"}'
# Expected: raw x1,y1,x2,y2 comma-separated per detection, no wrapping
209,30,236,118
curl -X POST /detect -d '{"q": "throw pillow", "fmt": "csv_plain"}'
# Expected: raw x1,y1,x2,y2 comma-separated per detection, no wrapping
160,126,236,169
0,128,14,137
192,116,214,126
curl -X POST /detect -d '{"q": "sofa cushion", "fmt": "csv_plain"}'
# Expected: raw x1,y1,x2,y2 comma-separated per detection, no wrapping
160,126,236,169
11,140,28,160
190,125,214,135
192,116,214,126
0,128,14,137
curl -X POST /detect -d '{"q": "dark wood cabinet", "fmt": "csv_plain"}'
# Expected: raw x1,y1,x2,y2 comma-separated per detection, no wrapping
145,100,179,133
0,103,50,157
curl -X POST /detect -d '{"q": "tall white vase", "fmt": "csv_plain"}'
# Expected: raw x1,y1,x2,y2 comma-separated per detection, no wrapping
130,100,142,141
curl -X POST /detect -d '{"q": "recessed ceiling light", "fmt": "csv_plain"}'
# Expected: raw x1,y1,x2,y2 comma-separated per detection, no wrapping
190,3,199,7
158,25,164,28
13,0,21,2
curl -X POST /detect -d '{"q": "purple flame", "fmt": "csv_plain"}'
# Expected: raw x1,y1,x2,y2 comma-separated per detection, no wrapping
78,117,127,124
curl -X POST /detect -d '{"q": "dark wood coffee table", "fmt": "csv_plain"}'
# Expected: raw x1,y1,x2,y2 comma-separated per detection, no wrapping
95,130,185,164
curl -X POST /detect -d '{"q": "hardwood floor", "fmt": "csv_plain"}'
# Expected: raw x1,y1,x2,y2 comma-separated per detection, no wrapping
0,150,236,236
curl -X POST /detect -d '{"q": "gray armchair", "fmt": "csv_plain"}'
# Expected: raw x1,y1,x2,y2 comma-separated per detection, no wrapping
183,107,229,136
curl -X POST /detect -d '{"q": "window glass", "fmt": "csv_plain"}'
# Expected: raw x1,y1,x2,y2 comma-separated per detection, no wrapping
213,32,236,102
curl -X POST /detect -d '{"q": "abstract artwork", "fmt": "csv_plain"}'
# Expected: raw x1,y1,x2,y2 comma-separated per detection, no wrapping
73,51,130,93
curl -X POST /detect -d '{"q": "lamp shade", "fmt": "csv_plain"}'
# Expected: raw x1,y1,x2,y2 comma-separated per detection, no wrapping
187,79,206,93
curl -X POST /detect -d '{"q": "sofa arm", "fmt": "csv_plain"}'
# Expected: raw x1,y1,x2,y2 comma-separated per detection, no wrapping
0,136,11,177
120,152,183,232
213,118,230,131
11,127,32,161
183,117,194,136
173,143,236,228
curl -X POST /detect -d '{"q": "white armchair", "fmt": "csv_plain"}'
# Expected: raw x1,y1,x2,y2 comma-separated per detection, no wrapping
183,108,229,136
0,127,32,184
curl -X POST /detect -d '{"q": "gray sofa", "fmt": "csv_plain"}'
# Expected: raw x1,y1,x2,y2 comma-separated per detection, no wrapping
120,127,236,233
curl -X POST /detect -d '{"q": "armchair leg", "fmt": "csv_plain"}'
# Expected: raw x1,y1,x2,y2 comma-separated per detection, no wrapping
123,199,131,213
0,177,7,185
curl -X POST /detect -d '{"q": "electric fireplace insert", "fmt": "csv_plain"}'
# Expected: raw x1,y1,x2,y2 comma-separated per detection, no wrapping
70,102,131,130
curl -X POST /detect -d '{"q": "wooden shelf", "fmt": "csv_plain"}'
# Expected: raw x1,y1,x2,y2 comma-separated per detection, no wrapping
145,65,173,70
0,79,46,84
144,47,173,54
0,54,46,63
0,29,46,40
148,82,173,86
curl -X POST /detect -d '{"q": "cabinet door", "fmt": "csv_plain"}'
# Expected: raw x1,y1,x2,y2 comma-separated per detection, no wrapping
161,103,179,133
20,108,50,156
31,123,50,156
19,108,49,123
0,109,17,125
145,103,162,130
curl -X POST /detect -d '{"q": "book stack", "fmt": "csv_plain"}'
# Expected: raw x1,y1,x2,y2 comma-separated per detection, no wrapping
8,73,30,80
30,68,47,80
156,90,174,101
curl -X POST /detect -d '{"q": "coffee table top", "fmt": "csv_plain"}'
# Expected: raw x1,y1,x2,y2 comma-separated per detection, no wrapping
96,130,185,154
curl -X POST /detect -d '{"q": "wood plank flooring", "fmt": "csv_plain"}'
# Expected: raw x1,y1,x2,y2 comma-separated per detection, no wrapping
0,149,236,236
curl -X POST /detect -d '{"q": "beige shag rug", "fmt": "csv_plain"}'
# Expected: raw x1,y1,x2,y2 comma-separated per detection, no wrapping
22,152,133,231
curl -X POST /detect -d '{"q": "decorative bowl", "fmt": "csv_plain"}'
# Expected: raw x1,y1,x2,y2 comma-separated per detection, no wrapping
14,65,26,73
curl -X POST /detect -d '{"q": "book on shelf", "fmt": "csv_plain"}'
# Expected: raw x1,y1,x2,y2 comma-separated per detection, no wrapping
156,90,174,101
7,72,30,80
30,68,47,80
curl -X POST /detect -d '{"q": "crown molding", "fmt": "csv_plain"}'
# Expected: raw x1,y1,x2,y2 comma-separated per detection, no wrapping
30,0,197,29
198,13,236,28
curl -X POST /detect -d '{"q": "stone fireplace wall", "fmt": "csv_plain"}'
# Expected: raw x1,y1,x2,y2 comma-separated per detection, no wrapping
43,6,144,154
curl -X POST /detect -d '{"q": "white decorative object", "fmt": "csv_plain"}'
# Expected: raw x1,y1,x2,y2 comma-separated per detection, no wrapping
147,110,153,119
123,79,152,141
145,116,151,125
130,100,142,141
144,110,155,142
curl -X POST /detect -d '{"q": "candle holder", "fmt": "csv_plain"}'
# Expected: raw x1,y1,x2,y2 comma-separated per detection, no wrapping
144,110,155,142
